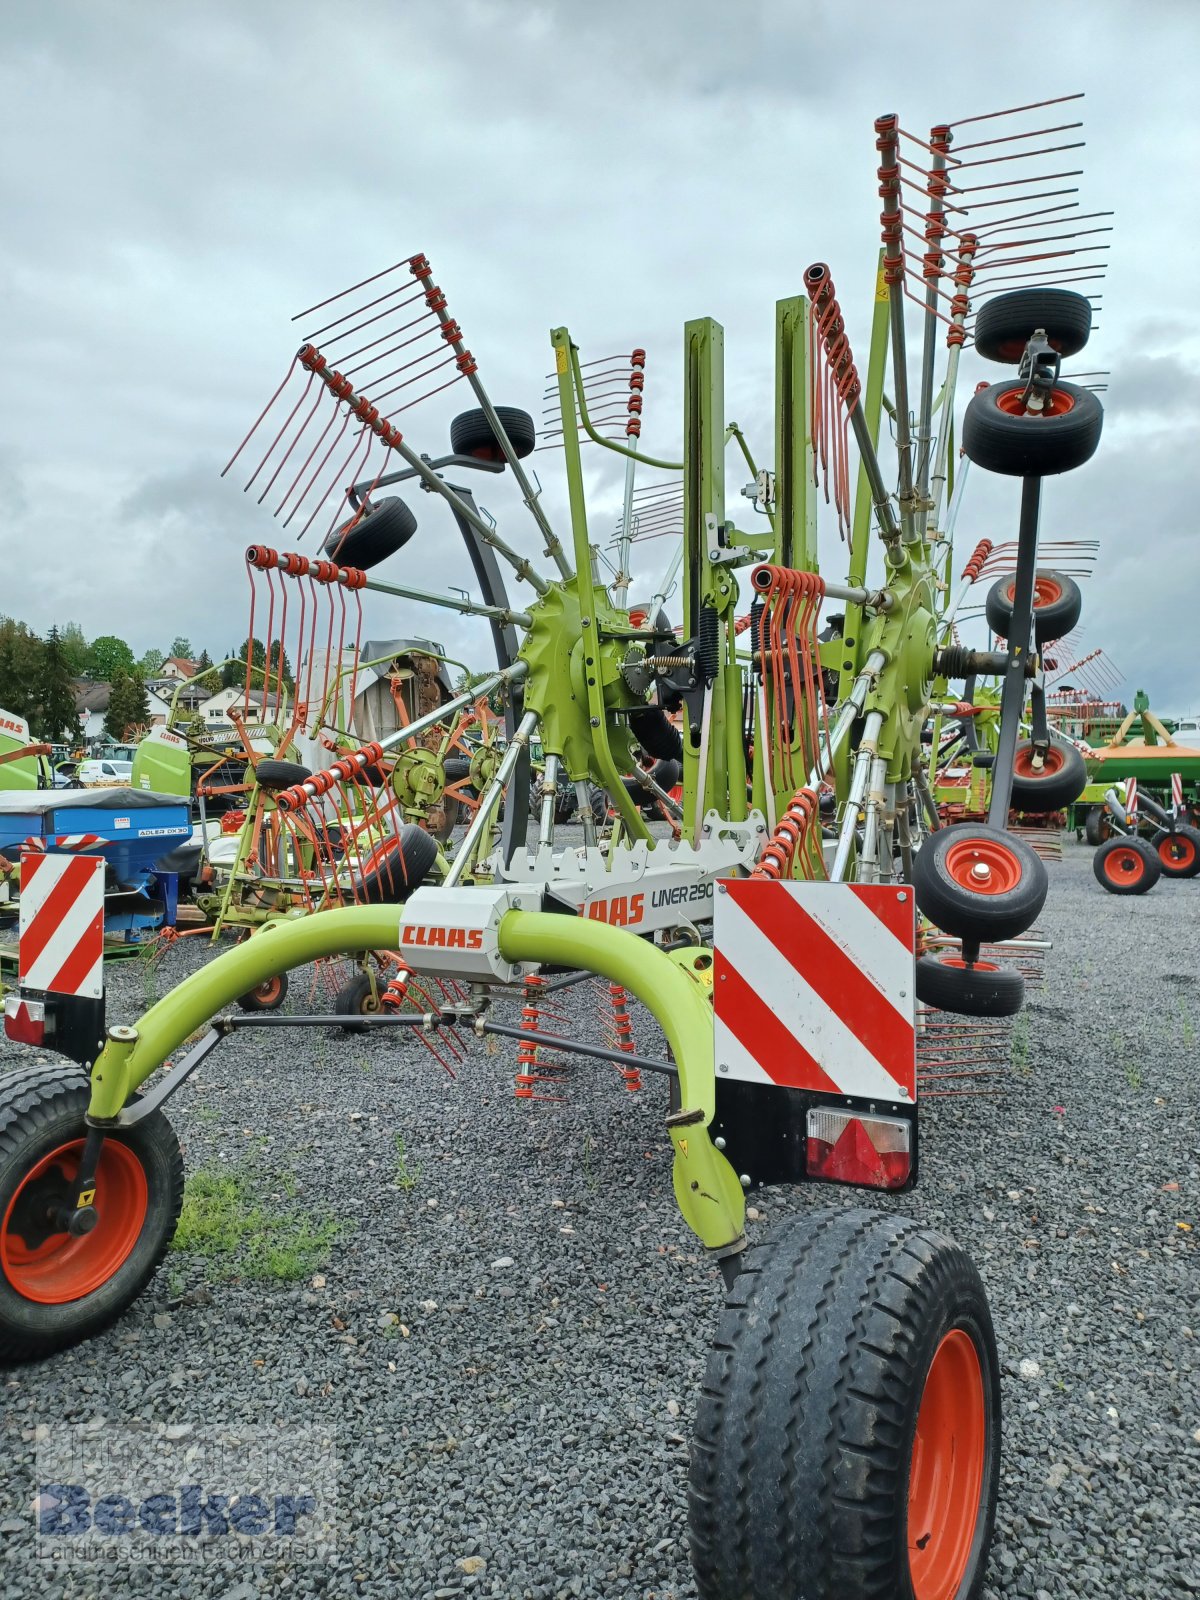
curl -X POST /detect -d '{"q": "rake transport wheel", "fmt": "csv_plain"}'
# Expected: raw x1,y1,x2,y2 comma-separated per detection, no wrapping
237,972,289,1012
1084,806,1112,847
913,825,1047,943
449,405,536,462
689,1209,1000,1600
334,972,383,1033
973,287,1092,364
984,570,1082,646
324,495,418,570
0,1065,183,1361
1093,835,1161,895
915,955,1024,1018
962,380,1103,477
1009,734,1088,814
254,759,313,792
1152,825,1200,878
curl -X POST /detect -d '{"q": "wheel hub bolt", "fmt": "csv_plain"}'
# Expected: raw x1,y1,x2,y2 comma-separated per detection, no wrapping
970,861,991,882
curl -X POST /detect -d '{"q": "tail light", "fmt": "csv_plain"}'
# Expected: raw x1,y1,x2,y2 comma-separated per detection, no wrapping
4,994,45,1047
806,1108,912,1190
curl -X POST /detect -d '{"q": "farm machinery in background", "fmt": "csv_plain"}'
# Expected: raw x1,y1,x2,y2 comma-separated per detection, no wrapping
1,95,1112,1600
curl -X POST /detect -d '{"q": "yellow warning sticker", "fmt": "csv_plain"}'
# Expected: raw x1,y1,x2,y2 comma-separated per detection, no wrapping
678,1138,689,1158
555,345,568,374
875,266,889,302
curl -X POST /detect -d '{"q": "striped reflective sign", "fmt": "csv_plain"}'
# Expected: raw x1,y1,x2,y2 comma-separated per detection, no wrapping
713,880,916,1102
18,853,105,998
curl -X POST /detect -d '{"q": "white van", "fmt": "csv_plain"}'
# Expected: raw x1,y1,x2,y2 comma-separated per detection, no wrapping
76,759,134,787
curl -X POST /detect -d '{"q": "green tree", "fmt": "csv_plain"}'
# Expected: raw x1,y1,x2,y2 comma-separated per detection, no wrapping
87,634,136,682
196,648,213,672
32,626,80,743
138,647,166,676
169,636,193,661
60,622,91,676
104,669,151,742
0,617,46,722
222,637,292,693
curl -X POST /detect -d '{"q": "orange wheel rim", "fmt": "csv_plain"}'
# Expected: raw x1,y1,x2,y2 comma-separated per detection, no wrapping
940,958,1000,973
996,386,1076,419
1004,576,1064,609
1104,847,1144,883
1160,836,1195,868
254,976,283,1005
1013,745,1065,779
1,1140,148,1304
908,1328,987,1600
943,837,1022,895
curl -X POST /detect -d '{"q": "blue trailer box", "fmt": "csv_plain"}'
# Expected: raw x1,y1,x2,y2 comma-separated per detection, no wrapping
0,789,192,878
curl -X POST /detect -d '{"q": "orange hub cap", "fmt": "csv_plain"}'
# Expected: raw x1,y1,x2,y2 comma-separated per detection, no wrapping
1,1140,148,1304
1004,576,1064,610
1104,847,1144,885
996,387,1076,419
1013,745,1064,779
908,1328,987,1600
943,837,1022,895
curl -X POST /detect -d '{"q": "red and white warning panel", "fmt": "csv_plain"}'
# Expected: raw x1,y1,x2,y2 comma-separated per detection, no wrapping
713,879,917,1103
18,853,105,999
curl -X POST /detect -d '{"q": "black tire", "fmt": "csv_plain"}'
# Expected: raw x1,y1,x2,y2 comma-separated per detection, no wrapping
354,823,439,903
254,759,312,792
984,569,1082,646
690,1209,1000,1600
1153,824,1200,879
324,496,417,570
0,1065,183,1361
1084,806,1110,848
963,380,1103,477
334,973,382,1033
973,287,1092,364
1093,835,1161,895
1010,734,1088,813
629,706,684,762
449,406,536,463
237,972,289,1012
915,954,1024,1017
913,824,1047,942
650,758,682,790
443,756,472,785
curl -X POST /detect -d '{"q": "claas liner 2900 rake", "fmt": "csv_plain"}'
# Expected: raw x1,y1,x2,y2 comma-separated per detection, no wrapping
1,96,1108,1600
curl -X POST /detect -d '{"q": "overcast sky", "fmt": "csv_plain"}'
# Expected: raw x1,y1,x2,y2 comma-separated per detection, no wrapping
3,1,1198,711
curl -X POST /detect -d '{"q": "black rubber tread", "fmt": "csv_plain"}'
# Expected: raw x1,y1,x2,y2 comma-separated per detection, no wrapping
254,759,312,792
1093,834,1161,895
963,380,1103,477
650,758,682,790
324,496,418,570
443,756,473,785
629,706,684,762
973,287,1092,364
236,972,289,1013
1084,806,1111,847
913,824,1047,942
984,569,1082,646
1010,734,1089,814
334,973,380,1033
354,823,439,904
449,406,536,462
0,1066,183,1362
689,1208,1000,1600
915,955,1025,1017
1153,824,1200,879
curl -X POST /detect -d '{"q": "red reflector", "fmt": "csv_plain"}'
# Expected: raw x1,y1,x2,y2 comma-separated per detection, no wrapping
806,1109,911,1191
3,994,45,1047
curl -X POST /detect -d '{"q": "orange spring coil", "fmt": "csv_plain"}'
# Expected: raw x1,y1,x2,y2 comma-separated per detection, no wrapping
514,973,546,1099
752,787,819,881
608,984,640,1092
960,539,993,582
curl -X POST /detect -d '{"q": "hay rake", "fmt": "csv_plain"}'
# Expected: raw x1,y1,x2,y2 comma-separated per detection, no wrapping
3,94,1112,1600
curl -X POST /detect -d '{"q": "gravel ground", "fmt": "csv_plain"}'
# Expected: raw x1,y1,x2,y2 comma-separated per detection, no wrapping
0,836,1196,1599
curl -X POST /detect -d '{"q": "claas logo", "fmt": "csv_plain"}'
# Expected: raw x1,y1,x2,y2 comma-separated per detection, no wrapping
401,924,485,951
584,893,644,927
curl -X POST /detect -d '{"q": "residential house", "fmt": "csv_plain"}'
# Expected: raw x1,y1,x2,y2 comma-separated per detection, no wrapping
73,681,173,745
158,656,198,682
